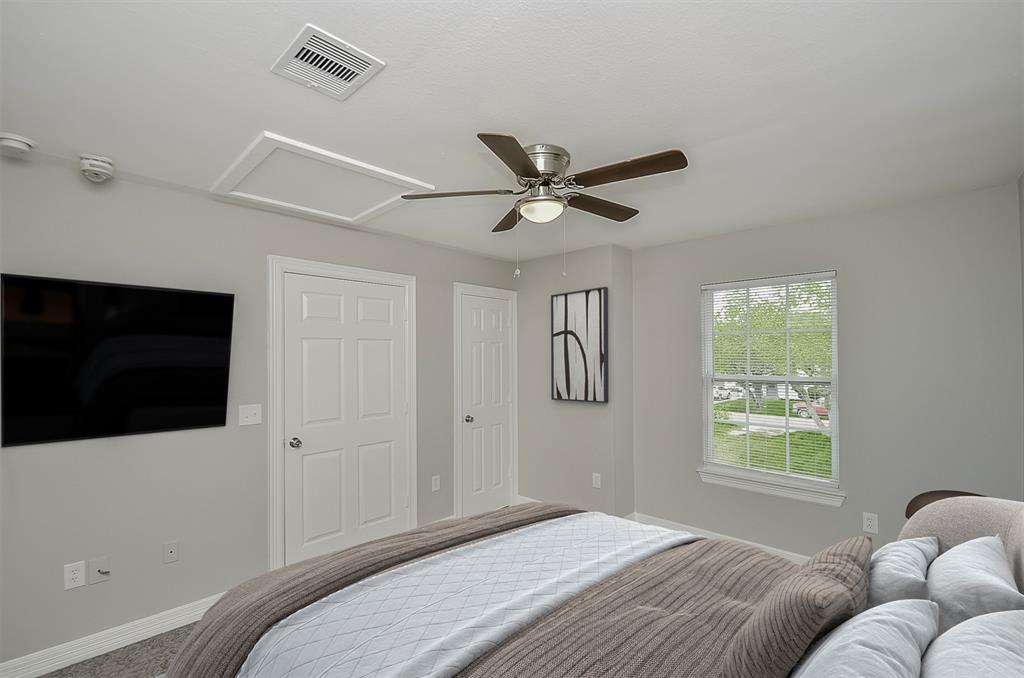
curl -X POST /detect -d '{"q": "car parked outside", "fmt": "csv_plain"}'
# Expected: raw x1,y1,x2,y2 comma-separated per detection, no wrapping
793,401,829,418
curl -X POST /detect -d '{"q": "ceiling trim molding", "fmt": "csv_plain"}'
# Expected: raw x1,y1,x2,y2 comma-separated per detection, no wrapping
210,131,433,226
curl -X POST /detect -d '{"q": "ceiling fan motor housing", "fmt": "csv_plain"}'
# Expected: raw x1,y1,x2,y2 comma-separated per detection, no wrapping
523,144,570,179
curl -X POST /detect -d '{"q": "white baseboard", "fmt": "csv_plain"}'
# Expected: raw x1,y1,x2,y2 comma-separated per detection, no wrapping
0,592,222,678
628,512,809,563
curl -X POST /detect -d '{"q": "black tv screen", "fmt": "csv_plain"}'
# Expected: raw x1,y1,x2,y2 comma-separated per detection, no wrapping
1,274,234,446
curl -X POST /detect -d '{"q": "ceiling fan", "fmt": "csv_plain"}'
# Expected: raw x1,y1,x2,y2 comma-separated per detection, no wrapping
402,134,688,233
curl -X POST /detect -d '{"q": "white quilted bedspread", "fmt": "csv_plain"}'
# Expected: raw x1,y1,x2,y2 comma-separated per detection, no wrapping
237,511,699,678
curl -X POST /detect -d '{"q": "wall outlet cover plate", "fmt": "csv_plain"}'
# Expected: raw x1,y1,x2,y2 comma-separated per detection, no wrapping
163,541,180,564
64,561,85,590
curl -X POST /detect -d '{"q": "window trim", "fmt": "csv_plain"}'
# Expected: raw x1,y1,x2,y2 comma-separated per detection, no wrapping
697,270,845,507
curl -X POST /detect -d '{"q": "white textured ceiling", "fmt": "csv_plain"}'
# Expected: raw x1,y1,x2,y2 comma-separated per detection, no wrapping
2,1,1022,260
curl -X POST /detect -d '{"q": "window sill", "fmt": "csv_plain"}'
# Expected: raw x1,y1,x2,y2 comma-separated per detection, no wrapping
696,463,846,507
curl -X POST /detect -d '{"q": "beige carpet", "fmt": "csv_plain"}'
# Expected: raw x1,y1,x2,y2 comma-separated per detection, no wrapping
42,624,194,678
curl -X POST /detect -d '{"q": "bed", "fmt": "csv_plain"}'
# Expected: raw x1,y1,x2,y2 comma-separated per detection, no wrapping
168,496,1024,678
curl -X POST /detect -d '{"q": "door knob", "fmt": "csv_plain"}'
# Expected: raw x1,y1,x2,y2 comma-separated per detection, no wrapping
464,415,474,423
288,437,303,449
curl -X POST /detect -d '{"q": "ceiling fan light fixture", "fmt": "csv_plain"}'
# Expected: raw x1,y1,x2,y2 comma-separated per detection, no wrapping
517,195,566,223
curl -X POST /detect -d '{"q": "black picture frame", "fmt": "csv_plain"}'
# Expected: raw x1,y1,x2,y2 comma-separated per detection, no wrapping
551,286,608,403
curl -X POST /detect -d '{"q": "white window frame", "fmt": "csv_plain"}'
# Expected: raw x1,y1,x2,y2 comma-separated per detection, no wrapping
696,270,845,507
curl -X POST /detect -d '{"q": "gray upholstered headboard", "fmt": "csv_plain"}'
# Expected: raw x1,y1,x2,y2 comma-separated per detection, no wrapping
898,496,1024,591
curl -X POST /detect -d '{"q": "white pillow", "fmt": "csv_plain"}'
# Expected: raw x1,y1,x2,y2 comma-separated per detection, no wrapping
922,610,1024,678
790,599,939,678
868,536,939,607
927,535,1024,633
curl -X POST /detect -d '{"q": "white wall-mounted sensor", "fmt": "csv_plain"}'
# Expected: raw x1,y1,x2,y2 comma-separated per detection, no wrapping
0,133,34,158
80,154,114,183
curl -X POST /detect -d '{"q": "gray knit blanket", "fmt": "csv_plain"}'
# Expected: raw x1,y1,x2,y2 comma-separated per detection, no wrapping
460,535,871,678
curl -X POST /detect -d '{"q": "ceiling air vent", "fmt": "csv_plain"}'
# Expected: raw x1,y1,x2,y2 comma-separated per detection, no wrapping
271,24,385,102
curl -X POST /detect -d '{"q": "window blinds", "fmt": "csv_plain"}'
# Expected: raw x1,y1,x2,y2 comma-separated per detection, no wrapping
701,271,837,481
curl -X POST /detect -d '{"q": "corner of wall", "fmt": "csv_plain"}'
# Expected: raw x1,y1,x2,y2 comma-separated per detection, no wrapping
1019,171,1024,500
609,245,636,517
629,246,641,515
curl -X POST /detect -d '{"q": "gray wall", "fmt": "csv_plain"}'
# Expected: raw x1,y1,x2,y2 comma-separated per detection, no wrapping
5,158,1023,661
514,245,634,516
633,182,1024,556
0,158,511,660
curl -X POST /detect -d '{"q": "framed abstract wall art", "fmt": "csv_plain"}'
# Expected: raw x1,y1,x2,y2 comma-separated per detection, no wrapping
551,287,608,403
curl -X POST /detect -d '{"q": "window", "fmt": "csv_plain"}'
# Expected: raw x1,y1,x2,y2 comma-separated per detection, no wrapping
698,271,845,506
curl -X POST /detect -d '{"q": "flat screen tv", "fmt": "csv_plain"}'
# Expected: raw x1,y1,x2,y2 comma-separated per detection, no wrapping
1,274,234,446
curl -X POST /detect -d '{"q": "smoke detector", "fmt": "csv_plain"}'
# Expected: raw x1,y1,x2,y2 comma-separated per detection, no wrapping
0,133,34,158
80,154,114,183
271,24,385,102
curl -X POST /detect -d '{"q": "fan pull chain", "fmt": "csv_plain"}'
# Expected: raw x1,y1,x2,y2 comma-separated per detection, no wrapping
513,243,521,279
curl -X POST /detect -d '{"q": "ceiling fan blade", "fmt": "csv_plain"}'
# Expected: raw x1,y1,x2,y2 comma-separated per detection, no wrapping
570,149,688,188
491,207,522,232
477,133,541,179
402,189,513,200
567,194,639,222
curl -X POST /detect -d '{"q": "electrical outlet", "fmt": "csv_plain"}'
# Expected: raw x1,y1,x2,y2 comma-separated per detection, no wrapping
64,561,86,590
87,555,111,585
592,473,602,489
862,512,879,535
238,404,262,426
431,475,441,492
163,541,180,564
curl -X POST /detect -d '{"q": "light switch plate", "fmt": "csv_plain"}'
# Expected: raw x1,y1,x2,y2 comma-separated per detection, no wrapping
431,475,440,492
239,404,262,426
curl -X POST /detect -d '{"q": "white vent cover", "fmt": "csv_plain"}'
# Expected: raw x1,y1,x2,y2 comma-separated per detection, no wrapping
271,24,385,101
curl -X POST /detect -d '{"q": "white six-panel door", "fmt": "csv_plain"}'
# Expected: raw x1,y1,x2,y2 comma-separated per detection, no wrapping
458,291,514,517
283,272,409,563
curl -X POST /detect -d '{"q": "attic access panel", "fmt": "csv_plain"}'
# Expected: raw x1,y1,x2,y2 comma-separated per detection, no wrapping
211,132,432,226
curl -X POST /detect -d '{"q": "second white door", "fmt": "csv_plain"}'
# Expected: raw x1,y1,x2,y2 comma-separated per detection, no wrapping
283,272,410,564
458,289,514,517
